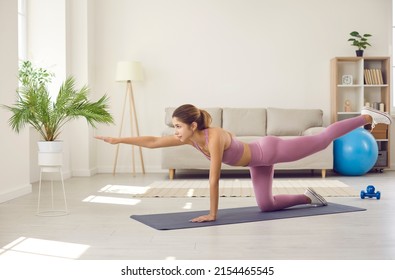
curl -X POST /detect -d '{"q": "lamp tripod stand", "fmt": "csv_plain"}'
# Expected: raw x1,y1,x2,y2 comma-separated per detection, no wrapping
113,80,145,175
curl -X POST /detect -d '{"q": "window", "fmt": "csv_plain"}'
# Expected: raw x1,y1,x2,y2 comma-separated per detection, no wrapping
18,0,27,61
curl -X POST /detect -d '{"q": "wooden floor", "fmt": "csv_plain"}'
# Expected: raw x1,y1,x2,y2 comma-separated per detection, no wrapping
0,170,394,260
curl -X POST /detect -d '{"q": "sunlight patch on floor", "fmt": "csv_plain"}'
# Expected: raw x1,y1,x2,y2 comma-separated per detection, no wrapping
0,237,89,260
82,195,141,206
186,189,194,197
182,202,193,209
98,184,150,195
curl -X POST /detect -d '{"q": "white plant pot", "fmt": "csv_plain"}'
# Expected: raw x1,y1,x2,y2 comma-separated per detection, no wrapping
38,141,63,153
37,141,63,166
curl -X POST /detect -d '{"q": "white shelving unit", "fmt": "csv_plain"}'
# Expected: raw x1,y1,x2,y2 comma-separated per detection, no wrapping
330,56,391,170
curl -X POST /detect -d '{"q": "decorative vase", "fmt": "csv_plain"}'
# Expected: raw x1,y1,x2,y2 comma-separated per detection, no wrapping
356,50,364,57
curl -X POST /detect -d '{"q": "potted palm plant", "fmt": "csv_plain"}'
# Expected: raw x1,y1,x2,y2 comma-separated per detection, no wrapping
348,31,372,57
2,61,114,165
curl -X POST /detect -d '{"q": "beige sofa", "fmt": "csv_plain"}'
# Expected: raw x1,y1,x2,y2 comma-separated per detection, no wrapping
161,107,333,179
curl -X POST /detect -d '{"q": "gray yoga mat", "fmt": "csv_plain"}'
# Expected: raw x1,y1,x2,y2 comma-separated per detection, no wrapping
130,203,365,230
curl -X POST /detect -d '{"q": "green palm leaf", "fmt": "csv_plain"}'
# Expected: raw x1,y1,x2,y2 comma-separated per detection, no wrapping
2,61,114,141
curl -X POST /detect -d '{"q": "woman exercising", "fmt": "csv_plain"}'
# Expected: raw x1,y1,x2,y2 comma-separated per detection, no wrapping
96,104,392,223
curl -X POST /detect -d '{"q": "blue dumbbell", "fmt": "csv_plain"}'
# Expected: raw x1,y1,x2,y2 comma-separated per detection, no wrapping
360,185,381,200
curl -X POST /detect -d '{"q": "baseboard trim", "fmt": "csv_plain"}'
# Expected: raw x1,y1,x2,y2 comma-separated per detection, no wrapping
0,183,32,203
72,168,98,177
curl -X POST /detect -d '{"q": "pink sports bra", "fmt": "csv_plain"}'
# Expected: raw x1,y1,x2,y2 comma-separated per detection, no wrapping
192,129,245,166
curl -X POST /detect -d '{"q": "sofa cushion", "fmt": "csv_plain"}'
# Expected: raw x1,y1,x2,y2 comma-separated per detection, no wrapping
266,108,323,136
222,108,266,136
164,107,222,128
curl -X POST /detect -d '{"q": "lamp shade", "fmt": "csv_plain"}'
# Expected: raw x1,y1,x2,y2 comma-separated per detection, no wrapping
116,61,144,82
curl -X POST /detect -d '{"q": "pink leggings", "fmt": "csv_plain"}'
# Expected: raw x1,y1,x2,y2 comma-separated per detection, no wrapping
248,115,367,211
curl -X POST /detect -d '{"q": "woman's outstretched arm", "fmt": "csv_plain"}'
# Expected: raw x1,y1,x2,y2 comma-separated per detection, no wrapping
94,135,185,148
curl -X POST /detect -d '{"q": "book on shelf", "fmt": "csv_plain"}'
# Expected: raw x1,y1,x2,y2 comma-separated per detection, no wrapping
364,68,384,85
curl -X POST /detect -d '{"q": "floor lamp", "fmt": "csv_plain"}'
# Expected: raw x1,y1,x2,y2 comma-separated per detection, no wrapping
113,61,145,175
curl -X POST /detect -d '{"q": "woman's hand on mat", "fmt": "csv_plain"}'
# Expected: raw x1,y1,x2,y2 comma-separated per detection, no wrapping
190,214,216,223
95,136,119,144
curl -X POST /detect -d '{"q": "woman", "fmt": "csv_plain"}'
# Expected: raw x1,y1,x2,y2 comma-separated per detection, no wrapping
95,104,392,223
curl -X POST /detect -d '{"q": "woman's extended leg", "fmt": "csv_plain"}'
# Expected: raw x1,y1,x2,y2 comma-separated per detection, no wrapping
250,115,367,166
249,165,309,211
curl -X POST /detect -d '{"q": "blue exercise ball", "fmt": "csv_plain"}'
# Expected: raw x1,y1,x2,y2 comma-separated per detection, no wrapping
334,127,378,176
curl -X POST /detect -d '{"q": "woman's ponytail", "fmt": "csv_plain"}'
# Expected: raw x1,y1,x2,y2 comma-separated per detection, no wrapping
197,109,212,130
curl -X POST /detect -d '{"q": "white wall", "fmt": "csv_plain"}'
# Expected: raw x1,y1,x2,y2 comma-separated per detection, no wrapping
0,0,31,203
90,0,393,172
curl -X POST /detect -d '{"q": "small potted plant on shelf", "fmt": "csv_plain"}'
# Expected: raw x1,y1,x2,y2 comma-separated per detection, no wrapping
2,60,114,165
348,31,372,57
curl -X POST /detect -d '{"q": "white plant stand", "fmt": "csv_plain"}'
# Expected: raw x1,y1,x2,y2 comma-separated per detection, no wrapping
37,152,68,216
